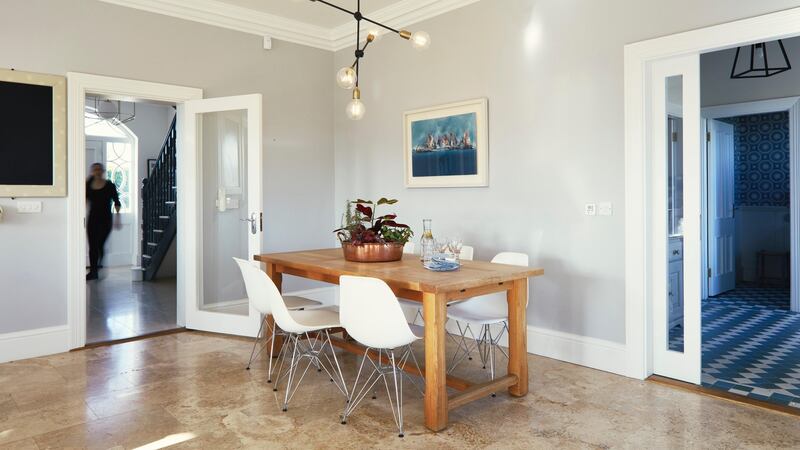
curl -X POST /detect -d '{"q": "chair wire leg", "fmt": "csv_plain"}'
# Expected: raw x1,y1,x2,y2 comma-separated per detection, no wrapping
389,351,405,438
246,315,267,370
266,322,278,382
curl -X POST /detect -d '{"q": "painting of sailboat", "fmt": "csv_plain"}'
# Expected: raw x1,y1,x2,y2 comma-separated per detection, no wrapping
404,98,488,188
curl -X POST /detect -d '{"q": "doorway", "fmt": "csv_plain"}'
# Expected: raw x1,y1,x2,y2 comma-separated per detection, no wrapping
67,73,266,349
698,70,800,407
623,7,800,389
83,97,179,344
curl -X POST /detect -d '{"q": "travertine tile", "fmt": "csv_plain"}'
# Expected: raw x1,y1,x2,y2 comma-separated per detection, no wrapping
1,331,799,449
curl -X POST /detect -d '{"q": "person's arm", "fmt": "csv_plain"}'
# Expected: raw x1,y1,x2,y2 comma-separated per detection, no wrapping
110,182,121,213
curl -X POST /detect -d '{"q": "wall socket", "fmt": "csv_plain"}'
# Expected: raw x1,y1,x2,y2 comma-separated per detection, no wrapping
598,202,613,216
17,201,42,214
584,203,597,216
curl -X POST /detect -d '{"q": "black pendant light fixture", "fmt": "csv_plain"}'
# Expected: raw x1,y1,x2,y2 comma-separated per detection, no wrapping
730,40,792,79
307,0,431,120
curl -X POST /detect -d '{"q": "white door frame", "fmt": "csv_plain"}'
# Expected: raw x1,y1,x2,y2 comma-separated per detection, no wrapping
701,97,800,312
624,7,800,379
67,73,202,349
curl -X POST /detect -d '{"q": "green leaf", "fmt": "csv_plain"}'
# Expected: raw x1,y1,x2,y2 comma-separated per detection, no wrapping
354,199,373,204
377,197,398,205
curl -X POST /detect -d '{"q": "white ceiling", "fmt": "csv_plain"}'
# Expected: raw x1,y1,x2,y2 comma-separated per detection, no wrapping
99,0,480,51
219,0,402,28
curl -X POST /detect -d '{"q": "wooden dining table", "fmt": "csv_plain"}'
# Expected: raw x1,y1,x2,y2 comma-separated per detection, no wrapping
254,248,544,432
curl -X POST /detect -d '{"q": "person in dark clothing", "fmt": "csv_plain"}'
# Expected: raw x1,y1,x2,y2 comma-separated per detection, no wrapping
86,162,121,281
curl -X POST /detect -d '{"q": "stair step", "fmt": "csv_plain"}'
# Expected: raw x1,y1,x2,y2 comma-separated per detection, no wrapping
147,242,158,247
142,255,152,259
165,201,176,205
153,229,164,233
159,216,170,219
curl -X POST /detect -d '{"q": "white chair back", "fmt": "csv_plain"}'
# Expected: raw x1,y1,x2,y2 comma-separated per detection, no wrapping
340,275,418,349
233,257,271,315
454,252,529,316
234,257,304,333
460,245,475,261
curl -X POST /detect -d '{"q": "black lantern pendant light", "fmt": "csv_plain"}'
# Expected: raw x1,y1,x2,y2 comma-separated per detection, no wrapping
730,40,792,79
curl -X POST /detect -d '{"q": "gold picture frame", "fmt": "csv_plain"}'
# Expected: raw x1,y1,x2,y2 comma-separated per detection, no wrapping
0,68,67,197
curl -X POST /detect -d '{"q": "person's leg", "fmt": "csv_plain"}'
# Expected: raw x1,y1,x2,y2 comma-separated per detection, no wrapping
96,222,112,274
87,222,101,280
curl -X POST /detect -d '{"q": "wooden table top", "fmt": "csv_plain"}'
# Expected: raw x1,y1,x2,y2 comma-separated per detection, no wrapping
255,248,544,294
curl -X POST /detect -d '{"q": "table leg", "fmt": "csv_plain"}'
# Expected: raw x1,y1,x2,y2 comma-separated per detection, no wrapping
423,292,448,431
265,263,284,356
507,278,528,397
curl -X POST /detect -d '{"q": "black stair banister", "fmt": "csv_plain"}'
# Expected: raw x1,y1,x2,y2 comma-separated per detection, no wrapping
141,116,177,281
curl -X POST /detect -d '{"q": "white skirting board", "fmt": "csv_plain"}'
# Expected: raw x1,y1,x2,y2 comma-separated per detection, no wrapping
397,296,630,378
0,325,71,364
0,287,629,378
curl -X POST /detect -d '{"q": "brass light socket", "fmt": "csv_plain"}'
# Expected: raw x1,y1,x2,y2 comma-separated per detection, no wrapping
399,30,412,40
367,33,376,42
352,87,361,100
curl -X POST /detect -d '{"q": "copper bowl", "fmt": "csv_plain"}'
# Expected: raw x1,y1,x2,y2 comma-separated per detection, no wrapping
341,242,404,263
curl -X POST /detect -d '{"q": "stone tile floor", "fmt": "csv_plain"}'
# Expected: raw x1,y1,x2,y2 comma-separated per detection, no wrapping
1,332,799,449
86,267,177,344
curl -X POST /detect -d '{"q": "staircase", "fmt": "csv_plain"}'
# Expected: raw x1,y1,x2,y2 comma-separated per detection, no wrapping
141,116,177,281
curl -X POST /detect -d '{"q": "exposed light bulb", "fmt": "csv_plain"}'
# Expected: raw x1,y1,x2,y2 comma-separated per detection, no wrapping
410,31,431,50
346,88,365,120
367,28,381,41
336,66,357,90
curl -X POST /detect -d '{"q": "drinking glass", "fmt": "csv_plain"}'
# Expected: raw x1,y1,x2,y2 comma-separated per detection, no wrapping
449,238,463,263
435,238,450,259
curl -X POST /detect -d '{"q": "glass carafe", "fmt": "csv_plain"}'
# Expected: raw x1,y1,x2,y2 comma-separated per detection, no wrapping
420,219,434,263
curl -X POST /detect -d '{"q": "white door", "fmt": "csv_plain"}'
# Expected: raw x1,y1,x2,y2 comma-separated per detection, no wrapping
707,120,736,297
650,54,702,384
180,94,263,337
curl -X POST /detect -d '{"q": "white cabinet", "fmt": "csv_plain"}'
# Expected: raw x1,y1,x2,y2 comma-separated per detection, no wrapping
668,237,684,328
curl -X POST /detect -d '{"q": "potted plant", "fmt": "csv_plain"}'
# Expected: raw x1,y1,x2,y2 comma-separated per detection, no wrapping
335,197,413,262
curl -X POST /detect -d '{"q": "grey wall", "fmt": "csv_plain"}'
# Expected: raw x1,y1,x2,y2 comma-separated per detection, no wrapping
333,0,800,343
702,35,800,107
0,0,334,334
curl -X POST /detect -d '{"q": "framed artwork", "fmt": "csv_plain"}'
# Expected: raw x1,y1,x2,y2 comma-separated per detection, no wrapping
403,98,488,188
0,68,67,197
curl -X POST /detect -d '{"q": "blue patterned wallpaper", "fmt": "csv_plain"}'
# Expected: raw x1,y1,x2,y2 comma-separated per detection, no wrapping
726,112,790,207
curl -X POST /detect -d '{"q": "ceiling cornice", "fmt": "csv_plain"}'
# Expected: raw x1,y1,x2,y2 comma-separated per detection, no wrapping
330,0,481,50
97,0,480,52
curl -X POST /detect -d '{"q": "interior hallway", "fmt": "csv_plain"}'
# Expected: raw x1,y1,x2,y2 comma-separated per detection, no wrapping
1,331,800,449
86,267,177,344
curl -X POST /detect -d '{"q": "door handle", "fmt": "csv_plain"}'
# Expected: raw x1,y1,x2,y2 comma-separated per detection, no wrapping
240,212,258,235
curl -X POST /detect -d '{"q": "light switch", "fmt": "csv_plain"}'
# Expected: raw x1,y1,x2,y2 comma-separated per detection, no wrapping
584,203,597,216
17,201,42,214
598,202,613,216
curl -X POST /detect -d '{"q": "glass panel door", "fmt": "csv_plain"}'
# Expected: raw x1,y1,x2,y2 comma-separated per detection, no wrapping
181,95,263,337
651,55,701,384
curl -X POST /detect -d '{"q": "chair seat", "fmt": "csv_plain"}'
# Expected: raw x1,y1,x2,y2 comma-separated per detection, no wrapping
446,302,508,325
283,295,323,310
408,323,424,338
284,309,341,333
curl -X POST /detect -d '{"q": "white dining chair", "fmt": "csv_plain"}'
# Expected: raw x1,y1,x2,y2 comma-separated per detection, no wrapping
399,245,474,327
446,252,529,385
233,258,322,378
339,275,423,438
235,258,348,412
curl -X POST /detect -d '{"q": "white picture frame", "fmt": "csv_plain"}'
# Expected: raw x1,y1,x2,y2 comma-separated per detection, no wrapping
403,98,488,188
0,68,67,197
